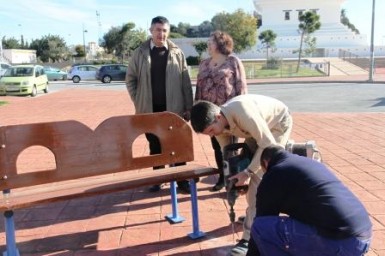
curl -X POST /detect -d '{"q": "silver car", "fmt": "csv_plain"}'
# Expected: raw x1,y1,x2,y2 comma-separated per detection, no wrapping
67,65,99,83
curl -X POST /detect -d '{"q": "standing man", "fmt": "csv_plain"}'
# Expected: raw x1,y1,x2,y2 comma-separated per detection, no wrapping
190,94,293,256
247,145,372,255
126,16,193,194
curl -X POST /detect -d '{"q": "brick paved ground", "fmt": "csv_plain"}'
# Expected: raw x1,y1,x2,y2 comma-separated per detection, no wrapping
0,84,384,255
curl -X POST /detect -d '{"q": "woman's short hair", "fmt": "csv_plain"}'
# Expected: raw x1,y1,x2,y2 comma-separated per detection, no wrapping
211,30,233,56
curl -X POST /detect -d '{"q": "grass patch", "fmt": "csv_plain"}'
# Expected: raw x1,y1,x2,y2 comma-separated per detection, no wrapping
0,101,8,106
189,60,325,79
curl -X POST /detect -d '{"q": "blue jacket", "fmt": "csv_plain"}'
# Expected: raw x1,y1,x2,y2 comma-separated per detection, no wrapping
257,151,372,239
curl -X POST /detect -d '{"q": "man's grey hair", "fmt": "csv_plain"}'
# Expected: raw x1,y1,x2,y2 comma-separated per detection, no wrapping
151,16,169,26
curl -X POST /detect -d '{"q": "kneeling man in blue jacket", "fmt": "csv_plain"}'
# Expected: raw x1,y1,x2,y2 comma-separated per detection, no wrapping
248,145,372,256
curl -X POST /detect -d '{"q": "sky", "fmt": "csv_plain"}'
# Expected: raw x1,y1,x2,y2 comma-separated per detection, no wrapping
0,0,384,47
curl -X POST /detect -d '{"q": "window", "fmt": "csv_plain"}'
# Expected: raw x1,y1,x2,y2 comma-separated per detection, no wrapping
283,10,291,20
310,9,319,14
297,9,305,18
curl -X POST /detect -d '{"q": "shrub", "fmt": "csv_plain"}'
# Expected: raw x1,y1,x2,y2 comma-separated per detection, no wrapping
262,57,281,70
186,56,200,66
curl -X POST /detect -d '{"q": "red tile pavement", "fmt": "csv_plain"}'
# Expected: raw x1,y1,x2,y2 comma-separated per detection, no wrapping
0,87,385,256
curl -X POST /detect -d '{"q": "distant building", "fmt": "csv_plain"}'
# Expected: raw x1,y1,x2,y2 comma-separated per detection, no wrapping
87,41,105,60
246,0,370,58
174,0,385,59
1,49,37,64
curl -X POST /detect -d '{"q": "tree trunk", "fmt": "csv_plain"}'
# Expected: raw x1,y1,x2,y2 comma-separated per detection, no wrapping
296,32,305,73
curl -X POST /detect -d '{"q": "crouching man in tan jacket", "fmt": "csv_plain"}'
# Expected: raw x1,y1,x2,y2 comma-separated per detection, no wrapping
190,94,293,256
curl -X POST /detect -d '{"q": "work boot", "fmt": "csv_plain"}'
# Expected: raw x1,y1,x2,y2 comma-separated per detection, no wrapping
230,239,248,256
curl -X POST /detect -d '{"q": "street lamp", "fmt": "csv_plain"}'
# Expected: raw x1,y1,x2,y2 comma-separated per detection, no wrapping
368,0,375,82
0,32,3,65
82,25,88,62
18,24,23,47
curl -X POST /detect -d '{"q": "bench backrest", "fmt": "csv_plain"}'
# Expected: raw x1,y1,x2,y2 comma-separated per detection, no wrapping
0,112,194,190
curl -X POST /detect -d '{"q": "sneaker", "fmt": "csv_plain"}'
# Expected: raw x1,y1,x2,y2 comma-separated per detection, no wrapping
230,239,248,256
148,184,162,192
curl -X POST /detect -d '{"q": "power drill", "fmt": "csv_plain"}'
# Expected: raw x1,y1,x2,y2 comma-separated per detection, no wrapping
223,143,252,223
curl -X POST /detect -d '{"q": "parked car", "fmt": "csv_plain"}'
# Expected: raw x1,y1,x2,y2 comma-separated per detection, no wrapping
0,64,49,97
67,65,99,83
0,62,12,77
95,64,127,83
43,66,67,81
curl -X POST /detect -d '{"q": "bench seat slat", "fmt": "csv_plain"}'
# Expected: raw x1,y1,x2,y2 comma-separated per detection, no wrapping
0,164,218,211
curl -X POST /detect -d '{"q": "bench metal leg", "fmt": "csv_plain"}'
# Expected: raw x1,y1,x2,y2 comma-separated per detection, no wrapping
165,181,185,223
3,210,20,256
188,179,205,239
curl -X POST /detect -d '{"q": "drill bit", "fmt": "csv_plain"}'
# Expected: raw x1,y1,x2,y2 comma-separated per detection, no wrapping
230,205,236,243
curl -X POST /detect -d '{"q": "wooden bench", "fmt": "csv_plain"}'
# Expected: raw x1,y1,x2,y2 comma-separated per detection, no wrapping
0,112,218,256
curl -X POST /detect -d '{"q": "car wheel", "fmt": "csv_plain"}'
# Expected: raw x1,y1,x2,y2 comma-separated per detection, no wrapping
102,75,112,83
72,76,81,83
43,83,49,93
31,86,37,97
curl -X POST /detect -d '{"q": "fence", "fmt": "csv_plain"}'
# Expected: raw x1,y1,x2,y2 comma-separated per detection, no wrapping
242,59,329,79
339,49,385,74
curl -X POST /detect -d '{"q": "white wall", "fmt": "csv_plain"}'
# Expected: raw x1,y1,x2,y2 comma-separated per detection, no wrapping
3,49,37,64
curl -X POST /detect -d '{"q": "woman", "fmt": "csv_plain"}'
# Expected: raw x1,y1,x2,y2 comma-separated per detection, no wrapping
195,30,247,191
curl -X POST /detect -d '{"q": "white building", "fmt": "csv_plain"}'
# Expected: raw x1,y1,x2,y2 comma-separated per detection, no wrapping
174,0,385,59
245,0,371,58
1,49,37,64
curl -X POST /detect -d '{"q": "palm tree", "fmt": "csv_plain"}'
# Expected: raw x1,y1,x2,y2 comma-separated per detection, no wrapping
296,11,321,72
258,30,277,61
341,9,360,34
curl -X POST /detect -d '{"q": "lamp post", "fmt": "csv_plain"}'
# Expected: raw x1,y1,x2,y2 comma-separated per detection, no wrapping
18,24,23,47
82,24,88,62
0,32,3,65
368,0,375,82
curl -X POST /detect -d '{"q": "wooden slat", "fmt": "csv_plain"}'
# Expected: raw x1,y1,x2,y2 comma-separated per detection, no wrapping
0,164,218,211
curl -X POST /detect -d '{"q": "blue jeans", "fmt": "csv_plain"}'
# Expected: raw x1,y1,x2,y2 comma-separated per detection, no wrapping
248,216,371,256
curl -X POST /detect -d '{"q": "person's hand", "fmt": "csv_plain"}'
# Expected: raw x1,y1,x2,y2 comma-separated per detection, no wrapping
182,110,191,121
228,170,250,188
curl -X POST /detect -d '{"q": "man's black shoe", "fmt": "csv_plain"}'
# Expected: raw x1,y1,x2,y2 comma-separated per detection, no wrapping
177,184,191,194
210,180,224,192
237,215,246,224
148,184,161,192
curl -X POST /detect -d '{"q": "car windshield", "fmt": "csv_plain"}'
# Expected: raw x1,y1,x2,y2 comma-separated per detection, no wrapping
4,67,33,77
